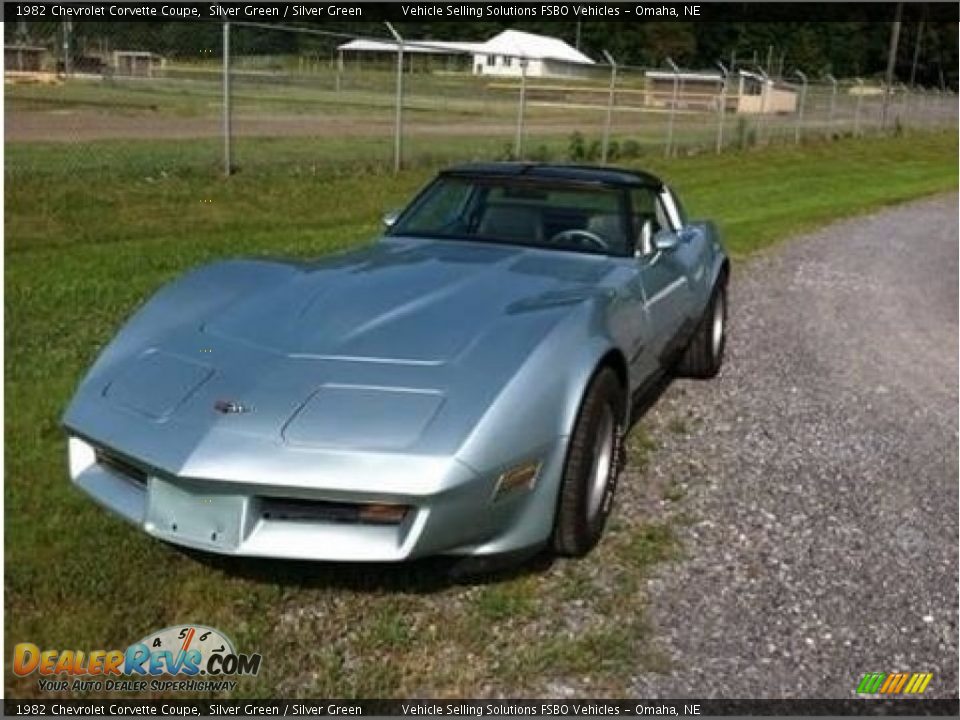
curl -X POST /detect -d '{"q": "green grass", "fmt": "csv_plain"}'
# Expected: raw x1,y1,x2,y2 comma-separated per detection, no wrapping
5,130,956,698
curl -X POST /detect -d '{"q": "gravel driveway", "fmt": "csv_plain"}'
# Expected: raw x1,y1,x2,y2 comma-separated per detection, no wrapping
627,196,958,698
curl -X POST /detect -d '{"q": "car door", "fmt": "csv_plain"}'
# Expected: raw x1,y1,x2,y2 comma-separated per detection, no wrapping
660,185,711,301
625,186,695,372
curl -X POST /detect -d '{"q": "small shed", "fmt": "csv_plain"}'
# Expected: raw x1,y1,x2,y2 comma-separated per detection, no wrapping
734,71,798,114
5,45,46,72
113,51,164,77
644,70,725,111
644,69,798,114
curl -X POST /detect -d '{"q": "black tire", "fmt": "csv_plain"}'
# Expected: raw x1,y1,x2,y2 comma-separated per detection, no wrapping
552,367,626,557
676,279,727,379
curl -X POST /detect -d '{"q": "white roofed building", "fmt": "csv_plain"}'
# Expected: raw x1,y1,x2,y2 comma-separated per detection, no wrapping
337,30,595,79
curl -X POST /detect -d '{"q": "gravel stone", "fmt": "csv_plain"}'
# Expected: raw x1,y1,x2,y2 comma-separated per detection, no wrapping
626,196,958,699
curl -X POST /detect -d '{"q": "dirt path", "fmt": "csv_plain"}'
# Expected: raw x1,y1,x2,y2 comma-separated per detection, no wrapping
5,108,597,143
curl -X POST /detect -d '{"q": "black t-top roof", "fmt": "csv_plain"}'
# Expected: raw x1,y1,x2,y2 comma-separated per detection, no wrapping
440,162,664,188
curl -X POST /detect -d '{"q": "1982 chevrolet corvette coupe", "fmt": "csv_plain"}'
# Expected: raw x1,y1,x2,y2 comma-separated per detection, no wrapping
63,163,729,563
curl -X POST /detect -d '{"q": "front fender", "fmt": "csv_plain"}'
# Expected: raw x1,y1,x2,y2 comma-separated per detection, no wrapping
451,301,623,554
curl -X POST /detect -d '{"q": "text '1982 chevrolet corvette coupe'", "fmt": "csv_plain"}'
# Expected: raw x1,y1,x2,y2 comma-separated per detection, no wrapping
63,163,729,564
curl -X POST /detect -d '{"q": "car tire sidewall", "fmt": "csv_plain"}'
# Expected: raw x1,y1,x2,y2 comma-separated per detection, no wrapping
710,282,728,370
553,368,626,556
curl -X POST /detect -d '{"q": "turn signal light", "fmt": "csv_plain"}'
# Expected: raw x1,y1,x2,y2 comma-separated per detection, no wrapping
357,503,410,525
493,461,542,500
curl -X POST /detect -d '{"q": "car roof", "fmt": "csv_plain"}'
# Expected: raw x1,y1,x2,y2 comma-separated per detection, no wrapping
440,162,664,189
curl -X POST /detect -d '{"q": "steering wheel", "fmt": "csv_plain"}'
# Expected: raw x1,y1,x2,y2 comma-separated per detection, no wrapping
548,229,610,251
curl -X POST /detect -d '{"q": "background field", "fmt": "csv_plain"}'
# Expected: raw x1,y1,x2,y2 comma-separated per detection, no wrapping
5,129,957,697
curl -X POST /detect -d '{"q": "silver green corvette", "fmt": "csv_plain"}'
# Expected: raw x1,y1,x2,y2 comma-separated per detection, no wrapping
63,163,729,563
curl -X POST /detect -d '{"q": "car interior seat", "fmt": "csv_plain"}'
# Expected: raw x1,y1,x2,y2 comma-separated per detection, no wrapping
477,205,543,242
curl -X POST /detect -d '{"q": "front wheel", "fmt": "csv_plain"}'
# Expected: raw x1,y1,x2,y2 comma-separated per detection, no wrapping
676,280,727,379
552,367,626,557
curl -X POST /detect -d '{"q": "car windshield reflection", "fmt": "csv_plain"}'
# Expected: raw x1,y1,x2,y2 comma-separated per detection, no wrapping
388,176,631,257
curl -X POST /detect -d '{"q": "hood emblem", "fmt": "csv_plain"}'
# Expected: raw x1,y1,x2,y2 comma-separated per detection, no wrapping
214,399,251,414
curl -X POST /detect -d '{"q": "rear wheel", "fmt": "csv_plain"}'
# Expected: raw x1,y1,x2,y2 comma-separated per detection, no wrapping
552,367,625,557
676,280,727,379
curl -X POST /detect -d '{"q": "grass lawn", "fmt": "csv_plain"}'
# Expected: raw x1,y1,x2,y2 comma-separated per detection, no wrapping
5,131,957,698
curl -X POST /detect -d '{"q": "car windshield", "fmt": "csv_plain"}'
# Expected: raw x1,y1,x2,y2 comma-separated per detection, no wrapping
389,175,630,256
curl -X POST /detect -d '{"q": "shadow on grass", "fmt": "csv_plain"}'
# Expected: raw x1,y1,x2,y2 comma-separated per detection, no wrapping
175,543,555,593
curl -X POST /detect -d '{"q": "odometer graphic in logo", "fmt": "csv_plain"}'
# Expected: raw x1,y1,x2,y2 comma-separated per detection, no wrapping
127,625,260,677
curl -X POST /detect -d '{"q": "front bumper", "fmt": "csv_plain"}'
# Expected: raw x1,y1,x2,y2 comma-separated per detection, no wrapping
67,436,562,561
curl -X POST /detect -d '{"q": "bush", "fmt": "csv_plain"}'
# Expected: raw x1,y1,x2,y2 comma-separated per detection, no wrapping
621,139,642,159
567,131,586,161
606,140,621,162
586,139,603,161
528,144,552,162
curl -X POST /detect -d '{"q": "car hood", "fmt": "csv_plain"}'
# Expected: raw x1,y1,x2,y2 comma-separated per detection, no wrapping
65,238,617,473
202,237,614,363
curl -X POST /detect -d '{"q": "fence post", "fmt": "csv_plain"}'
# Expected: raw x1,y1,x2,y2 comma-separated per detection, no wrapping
665,57,679,158
601,50,618,164
757,69,769,145
386,22,404,173
825,73,837,132
853,78,864,135
62,21,72,77
514,56,528,159
222,22,232,177
715,61,728,153
335,49,343,93
897,83,909,126
793,70,807,144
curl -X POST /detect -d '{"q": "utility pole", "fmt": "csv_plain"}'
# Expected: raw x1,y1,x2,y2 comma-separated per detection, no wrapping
881,2,903,129
575,21,582,51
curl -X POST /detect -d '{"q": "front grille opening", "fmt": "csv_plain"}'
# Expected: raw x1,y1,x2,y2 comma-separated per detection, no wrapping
94,447,148,486
260,497,409,526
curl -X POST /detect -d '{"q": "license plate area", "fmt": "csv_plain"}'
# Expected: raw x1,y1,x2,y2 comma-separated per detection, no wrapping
146,478,244,551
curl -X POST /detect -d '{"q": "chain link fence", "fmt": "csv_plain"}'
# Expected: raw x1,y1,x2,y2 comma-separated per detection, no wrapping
6,21,958,178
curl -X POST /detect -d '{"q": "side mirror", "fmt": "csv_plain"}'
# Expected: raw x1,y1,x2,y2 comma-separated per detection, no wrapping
652,228,680,252
382,209,401,230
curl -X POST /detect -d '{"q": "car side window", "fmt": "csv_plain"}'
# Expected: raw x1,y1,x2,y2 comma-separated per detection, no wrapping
631,188,669,256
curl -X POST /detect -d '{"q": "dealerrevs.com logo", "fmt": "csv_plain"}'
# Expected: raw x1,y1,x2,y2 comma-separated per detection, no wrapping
13,625,261,693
